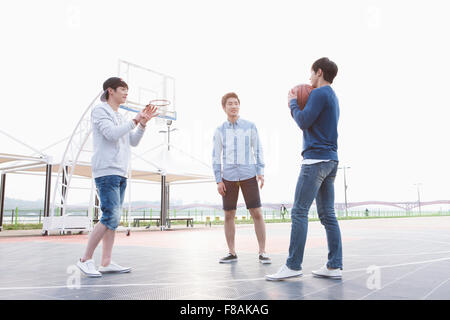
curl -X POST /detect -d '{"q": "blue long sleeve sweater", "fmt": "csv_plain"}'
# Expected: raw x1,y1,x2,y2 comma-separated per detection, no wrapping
289,85,339,161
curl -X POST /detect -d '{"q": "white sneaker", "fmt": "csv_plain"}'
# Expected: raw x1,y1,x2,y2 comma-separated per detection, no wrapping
98,261,132,274
265,264,303,281
312,264,342,279
77,259,102,278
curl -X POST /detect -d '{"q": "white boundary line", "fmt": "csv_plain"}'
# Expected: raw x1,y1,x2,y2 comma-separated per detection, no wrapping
1,256,450,292
342,256,450,273
421,277,450,300
358,263,432,300
0,277,267,291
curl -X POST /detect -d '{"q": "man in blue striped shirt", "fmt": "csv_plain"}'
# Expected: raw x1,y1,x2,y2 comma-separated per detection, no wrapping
212,92,271,264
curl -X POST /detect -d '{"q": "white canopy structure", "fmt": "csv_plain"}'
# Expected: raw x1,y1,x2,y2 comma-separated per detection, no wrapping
130,129,215,228
0,150,214,233
39,126,214,234
0,129,51,232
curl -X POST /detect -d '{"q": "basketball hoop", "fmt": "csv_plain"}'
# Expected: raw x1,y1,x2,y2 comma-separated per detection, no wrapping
119,98,176,123
148,99,170,108
117,60,176,124
148,99,174,125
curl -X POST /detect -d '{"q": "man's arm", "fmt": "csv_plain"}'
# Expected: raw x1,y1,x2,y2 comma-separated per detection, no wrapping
289,90,327,130
92,107,136,142
251,124,265,176
212,128,223,183
129,105,159,147
129,124,146,147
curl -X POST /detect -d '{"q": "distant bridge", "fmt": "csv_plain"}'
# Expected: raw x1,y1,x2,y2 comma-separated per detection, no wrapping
333,200,450,211
130,200,450,211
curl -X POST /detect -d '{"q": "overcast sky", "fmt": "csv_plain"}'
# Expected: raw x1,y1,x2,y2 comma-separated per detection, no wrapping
1,0,449,207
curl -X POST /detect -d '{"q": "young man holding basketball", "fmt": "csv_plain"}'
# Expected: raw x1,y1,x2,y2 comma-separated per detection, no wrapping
212,92,271,264
266,57,343,280
76,77,158,277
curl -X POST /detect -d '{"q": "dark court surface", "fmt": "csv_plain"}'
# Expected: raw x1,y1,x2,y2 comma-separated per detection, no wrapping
1,216,450,300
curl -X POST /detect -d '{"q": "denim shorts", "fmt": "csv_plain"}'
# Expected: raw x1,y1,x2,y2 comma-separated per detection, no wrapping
95,175,127,231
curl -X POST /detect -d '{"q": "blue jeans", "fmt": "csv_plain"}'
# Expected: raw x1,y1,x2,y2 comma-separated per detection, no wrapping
286,161,343,270
94,175,127,231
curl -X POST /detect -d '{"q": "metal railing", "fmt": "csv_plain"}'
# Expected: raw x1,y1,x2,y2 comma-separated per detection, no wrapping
2,207,450,228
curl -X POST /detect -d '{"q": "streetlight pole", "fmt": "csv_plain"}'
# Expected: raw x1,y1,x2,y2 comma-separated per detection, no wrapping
159,120,178,151
158,121,178,229
338,165,351,217
414,183,422,215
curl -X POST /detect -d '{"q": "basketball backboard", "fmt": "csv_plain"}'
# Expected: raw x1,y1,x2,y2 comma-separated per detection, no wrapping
118,60,176,121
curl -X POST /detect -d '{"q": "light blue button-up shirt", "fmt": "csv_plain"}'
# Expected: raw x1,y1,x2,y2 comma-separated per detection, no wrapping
212,117,265,183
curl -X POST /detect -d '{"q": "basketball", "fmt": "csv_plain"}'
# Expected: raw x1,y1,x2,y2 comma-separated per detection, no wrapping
290,84,314,110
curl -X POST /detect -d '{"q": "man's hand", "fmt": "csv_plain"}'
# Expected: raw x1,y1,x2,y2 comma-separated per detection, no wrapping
133,112,143,124
257,175,264,189
139,105,159,126
217,181,226,196
288,85,299,106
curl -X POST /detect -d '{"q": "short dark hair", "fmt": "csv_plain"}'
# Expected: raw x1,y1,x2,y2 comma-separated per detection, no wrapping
103,77,128,101
311,57,338,83
221,92,240,108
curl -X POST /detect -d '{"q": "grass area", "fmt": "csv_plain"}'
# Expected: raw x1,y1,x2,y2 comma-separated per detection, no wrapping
1,223,43,230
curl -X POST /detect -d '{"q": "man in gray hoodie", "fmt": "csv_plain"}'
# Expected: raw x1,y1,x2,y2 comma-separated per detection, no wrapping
77,77,158,277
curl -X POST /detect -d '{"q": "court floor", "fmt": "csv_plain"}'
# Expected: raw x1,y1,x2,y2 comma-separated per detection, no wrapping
1,216,450,300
